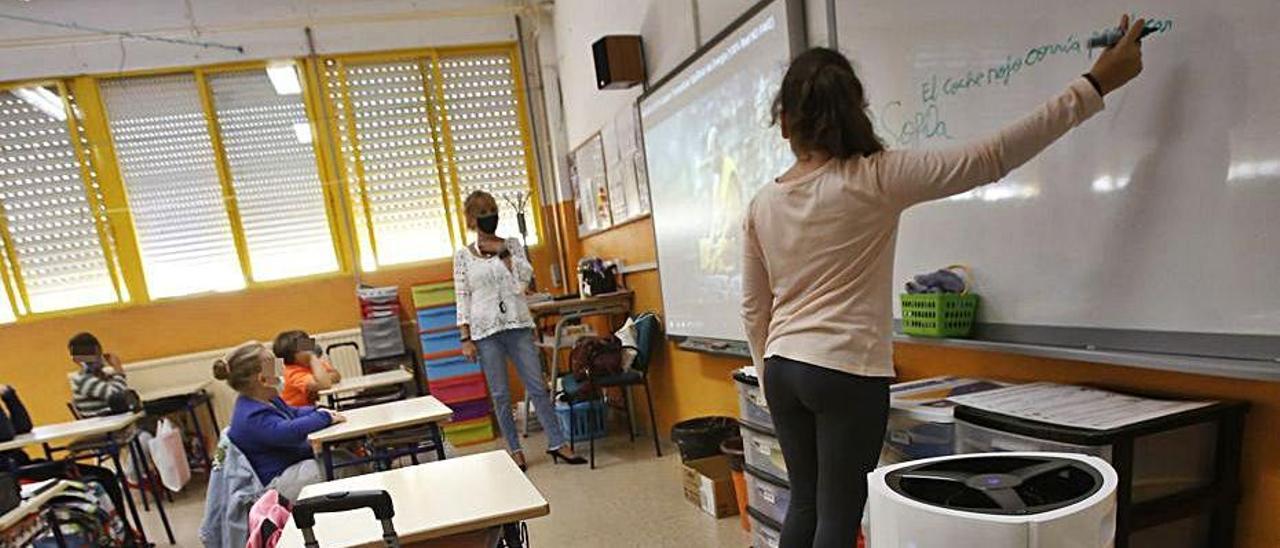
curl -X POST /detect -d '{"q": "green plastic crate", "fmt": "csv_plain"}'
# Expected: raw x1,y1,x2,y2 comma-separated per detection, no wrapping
900,293,979,338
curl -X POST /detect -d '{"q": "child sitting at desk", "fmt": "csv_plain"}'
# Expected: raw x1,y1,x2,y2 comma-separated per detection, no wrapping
67,332,138,418
273,330,342,408
215,341,346,501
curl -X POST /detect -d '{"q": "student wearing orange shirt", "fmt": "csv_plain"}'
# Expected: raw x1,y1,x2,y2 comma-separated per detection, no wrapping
272,330,342,407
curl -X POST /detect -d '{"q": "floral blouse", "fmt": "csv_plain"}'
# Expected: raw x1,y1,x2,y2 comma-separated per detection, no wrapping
453,238,535,341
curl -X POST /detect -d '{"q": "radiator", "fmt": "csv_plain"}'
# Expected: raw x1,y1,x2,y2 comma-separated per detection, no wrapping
123,328,364,429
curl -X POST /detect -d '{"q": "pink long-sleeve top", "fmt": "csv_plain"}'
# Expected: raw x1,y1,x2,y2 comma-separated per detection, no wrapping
741,78,1105,377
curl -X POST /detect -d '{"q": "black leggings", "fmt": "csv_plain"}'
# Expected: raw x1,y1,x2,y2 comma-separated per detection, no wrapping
763,356,890,548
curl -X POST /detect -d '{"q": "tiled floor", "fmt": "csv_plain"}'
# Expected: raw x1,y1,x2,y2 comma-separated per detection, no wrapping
136,432,750,547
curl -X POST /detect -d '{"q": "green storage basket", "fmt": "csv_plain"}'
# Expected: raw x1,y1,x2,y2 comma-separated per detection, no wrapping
901,264,979,338
900,293,979,337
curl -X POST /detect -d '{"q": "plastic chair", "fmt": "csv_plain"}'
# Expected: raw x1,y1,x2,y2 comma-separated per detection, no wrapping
560,312,664,468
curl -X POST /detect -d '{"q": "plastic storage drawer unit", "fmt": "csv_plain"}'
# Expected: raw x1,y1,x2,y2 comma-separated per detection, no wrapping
443,416,495,446
424,354,480,381
428,373,488,404
747,508,782,548
745,466,790,525
733,370,773,431
416,306,458,332
449,399,493,422
412,282,456,309
884,376,1007,464
421,330,462,356
740,422,787,481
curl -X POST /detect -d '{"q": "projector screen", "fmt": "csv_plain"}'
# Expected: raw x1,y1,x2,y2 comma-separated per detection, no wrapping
641,0,800,342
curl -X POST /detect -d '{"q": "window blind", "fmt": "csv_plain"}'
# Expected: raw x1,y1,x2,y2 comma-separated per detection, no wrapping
100,74,245,298
0,86,119,313
438,53,539,245
208,67,338,282
327,60,454,268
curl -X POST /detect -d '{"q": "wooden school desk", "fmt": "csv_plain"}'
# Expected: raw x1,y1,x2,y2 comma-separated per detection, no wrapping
0,480,70,547
308,396,453,480
276,451,549,548
0,412,175,545
318,368,415,409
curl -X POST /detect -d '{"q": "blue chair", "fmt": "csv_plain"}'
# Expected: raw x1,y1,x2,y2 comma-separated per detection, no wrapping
561,312,663,468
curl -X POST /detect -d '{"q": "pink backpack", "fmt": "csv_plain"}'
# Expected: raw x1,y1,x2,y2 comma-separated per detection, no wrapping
246,489,292,548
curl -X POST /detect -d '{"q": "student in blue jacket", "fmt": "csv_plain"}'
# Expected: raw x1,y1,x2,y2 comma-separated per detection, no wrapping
213,341,345,501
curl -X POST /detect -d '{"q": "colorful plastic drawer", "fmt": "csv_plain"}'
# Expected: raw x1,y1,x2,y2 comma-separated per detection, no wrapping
412,282,456,309
428,373,488,404
424,354,481,381
443,416,496,446
421,329,462,355
417,306,458,333
449,399,493,422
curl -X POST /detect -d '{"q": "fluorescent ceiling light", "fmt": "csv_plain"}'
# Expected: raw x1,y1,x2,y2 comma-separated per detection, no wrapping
293,122,313,144
12,86,66,121
266,64,302,95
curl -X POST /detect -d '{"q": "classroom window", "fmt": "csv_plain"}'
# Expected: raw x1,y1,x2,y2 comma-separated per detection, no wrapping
438,52,540,246
325,59,455,270
100,74,246,299
207,66,339,282
323,47,541,270
0,85,122,316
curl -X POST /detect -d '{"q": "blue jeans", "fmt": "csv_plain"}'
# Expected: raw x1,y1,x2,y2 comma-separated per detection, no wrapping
475,328,567,454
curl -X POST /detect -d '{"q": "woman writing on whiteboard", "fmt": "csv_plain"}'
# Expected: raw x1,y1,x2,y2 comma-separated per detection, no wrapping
455,190,585,471
741,16,1147,548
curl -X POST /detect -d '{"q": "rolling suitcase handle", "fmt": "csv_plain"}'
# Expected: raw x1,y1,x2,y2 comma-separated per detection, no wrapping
294,490,400,548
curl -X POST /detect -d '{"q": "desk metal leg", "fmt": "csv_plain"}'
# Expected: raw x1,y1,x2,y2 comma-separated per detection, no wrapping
107,444,147,546
432,423,447,461
204,393,221,435
187,401,210,470
132,438,175,544
501,522,526,548
322,442,335,481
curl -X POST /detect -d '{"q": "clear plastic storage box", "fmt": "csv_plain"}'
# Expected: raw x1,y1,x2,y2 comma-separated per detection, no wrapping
734,369,773,431
745,467,790,525
740,422,787,481
882,376,1008,465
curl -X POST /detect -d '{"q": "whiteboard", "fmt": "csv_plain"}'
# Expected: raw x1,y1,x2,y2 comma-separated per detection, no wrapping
837,0,1280,356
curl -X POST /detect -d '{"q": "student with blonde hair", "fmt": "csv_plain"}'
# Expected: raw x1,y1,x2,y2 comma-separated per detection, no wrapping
215,341,344,500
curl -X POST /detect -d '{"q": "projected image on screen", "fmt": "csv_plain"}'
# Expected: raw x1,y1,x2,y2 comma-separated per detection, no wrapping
641,1,794,341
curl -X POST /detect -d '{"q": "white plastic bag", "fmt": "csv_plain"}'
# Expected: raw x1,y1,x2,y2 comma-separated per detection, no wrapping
147,418,191,492
614,317,640,371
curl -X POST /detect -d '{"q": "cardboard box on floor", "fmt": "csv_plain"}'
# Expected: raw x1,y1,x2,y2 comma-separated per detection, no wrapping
681,455,739,518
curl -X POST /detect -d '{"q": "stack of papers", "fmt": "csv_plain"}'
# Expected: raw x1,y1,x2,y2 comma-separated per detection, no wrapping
947,382,1214,430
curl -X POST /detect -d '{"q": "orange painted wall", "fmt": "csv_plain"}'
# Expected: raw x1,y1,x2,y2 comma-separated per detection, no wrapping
0,206,562,430
576,210,1279,548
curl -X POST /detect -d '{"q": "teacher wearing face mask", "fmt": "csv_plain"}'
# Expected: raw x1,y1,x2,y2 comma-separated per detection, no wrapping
453,190,585,471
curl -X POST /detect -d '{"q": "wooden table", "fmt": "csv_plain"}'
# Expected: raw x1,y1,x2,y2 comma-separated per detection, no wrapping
525,290,634,436
276,451,548,548
309,396,454,480
319,368,414,408
138,379,219,469
0,480,69,546
0,413,174,545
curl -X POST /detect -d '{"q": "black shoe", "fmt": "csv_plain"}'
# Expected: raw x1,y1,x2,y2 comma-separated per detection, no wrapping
546,448,587,465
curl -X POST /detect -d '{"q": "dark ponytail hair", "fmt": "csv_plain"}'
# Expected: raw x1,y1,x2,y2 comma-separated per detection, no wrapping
772,47,884,159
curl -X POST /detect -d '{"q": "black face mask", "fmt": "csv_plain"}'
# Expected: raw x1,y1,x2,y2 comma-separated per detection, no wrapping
476,214,499,234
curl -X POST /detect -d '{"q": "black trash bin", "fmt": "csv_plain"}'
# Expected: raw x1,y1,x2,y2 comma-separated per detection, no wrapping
671,416,739,462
